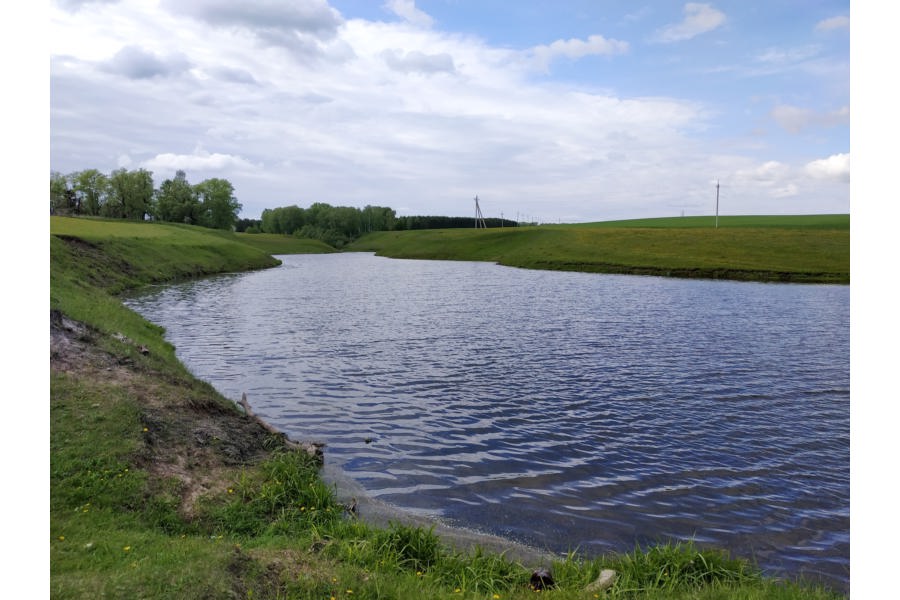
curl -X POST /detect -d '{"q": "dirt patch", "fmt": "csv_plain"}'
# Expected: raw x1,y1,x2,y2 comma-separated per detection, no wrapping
50,310,291,517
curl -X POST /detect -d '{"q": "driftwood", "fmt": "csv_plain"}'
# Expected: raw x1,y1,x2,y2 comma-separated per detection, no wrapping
239,393,324,464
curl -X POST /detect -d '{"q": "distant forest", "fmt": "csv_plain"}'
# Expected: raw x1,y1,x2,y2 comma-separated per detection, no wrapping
50,169,519,248
244,206,519,248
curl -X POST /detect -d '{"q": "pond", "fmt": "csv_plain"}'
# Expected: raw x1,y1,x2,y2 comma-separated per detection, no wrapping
125,253,849,591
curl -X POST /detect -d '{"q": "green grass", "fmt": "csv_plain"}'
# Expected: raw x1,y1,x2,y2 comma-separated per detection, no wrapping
346,216,849,283
570,214,849,229
235,232,337,255
50,216,846,598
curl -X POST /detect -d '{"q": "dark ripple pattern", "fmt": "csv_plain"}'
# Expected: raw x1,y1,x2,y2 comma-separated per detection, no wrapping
125,253,849,592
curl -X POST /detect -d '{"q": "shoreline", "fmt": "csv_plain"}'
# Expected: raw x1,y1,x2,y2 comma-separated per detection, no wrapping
319,462,560,568
238,389,559,567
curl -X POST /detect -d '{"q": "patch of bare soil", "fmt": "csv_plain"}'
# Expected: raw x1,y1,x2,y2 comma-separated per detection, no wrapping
50,309,306,517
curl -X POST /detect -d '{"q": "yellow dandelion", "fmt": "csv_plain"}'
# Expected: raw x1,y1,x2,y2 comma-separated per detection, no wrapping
454,588,461,593
123,546,131,552
493,595,501,599
227,488,234,494
58,536,65,541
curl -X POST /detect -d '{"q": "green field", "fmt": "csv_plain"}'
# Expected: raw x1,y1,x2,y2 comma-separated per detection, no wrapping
347,215,849,284
50,216,845,599
235,232,336,255
570,214,849,229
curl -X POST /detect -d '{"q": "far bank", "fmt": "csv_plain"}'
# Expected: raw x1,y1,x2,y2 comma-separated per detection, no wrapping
344,215,849,284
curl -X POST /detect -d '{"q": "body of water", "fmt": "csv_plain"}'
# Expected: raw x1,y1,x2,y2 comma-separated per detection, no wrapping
125,253,849,591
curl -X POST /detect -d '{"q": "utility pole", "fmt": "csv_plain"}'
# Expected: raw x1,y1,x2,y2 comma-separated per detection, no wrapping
474,195,487,229
715,180,720,229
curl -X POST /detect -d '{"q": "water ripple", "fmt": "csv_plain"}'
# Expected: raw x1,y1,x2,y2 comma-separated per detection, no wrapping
125,253,849,593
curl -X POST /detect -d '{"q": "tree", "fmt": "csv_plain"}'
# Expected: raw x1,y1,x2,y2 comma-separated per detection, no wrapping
155,170,199,224
195,178,241,230
260,208,278,233
105,168,154,220
50,171,72,214
361,205,396,232
235,218,262,233
70,169,108,216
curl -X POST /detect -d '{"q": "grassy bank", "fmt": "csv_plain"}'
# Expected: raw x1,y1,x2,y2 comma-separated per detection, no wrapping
346,215,849,284
235,232,336,255
50,216,844,598
571,214,849,229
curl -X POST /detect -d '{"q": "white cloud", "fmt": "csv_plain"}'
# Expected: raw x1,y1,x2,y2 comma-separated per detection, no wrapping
142,149,257,174
382,49,456,74
384,0,434,29
815,15,849,32
56,0,119,12
805,153,850,182
653,3,726,43
771,183,799,198
755,45,821,65
735,160,790,184
771,105,849,133
530,34,629,70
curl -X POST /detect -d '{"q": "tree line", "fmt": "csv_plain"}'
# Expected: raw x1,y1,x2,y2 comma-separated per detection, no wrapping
252,206,521,248
51,167,521,244
50,169,242,231
257,204,397,248
394,215,518,230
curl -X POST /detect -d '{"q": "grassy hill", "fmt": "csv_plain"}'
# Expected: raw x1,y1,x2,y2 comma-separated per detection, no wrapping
570,214,849,229
346,215,849,284
50,216,844,598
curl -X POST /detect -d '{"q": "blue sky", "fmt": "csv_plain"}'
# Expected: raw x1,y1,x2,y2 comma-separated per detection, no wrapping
48,0,850,221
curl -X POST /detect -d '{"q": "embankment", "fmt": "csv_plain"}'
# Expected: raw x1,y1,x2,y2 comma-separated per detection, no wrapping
345,219,849,284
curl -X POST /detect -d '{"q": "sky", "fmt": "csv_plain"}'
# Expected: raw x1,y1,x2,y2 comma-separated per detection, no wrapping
48,0,850,222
